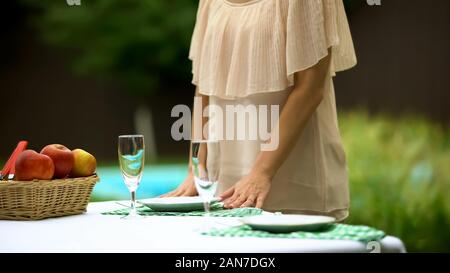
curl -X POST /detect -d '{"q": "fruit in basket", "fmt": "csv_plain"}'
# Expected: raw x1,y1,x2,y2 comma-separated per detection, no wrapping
69,149,97,177
40,144,74,179
15,150,55,181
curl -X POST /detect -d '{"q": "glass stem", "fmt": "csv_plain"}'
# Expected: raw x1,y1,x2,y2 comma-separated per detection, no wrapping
130,190,137,217
204,200,211,217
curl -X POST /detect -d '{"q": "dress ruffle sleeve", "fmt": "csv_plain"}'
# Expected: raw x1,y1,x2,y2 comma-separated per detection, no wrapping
188,0,210,85
286,0,357,78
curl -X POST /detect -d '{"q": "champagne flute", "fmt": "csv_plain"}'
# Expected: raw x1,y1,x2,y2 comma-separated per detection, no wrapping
118,135,145,219
191,140,220,217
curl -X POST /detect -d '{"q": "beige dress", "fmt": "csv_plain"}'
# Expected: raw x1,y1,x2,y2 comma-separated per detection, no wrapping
189,0,357,221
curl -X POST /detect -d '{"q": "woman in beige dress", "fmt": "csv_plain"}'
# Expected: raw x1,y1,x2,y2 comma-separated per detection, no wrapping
165,0,357,221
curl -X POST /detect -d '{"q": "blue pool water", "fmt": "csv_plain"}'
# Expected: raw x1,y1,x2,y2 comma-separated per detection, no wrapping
93,164,187,200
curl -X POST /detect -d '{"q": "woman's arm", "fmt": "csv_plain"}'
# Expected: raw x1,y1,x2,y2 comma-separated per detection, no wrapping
221,51,332,208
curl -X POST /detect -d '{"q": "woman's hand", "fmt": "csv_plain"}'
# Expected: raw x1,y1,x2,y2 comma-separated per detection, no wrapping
161,172,197,197
220,172,272,209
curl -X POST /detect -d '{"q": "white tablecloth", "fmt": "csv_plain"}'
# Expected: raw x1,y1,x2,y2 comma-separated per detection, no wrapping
0,200,406,253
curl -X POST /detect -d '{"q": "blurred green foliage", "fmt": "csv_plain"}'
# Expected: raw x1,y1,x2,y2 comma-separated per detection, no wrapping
340,111,450,252
24,0,198,95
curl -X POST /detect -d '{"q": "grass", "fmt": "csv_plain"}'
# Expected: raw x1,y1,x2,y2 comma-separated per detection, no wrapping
340,111,450,252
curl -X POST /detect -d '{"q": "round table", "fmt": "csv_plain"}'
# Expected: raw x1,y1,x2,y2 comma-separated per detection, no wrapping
0,200,406,253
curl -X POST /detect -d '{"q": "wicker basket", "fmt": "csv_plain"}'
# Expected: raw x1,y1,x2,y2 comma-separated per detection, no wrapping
0,175,99,220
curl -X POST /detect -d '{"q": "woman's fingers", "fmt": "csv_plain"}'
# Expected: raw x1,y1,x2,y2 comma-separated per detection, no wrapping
170,186,186,197
224,193,240,208
161,178,198,198
177,186,197,197
172,191,181,197
161,190,176,198
183,188,196,196
240,195,256,208
220,187,235,200
255,195,266,209
177,188,189,197
231,195,248,208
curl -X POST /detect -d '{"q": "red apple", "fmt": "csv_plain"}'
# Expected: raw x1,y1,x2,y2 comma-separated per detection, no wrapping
41,144,74,179
15,150,55,181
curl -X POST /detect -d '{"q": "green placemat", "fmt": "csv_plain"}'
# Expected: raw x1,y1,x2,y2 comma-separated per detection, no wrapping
202,224,385,243
102,202,262,217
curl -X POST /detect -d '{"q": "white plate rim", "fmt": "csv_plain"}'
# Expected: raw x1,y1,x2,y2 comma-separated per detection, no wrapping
138,196,220,206
240,214,336,227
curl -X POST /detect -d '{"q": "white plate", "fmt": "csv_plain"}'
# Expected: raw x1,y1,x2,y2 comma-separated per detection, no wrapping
240,214,336,233
138,196,220,212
